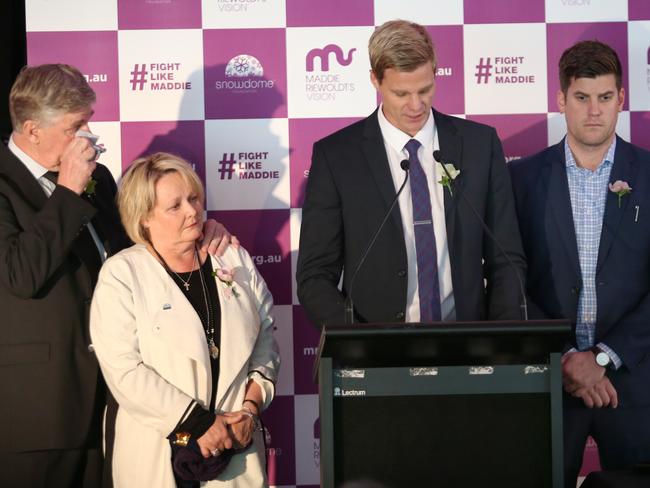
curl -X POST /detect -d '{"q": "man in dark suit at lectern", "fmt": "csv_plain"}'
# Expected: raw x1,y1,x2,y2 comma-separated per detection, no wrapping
297,20,526,328
509,41,650,487
0,64,234,487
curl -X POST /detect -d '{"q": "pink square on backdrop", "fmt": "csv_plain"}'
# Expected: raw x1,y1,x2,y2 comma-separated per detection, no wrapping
117,0,201,29
289,117,361,208
286,0,373,27
262,395,296,486
546,23,628,112
466,114,548,161
292,306,320,395
203,29,287,119
26,31,119,121
631,111,650,151
427,25,465,115
120,121,206,188
207,209,291,305
464,0,545,23
629,0,650,20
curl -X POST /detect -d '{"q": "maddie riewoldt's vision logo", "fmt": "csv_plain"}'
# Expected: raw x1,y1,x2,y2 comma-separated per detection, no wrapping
129,63,191,91
216,54,274,93
217,151,279,181
305,44,356,101
474,56,535,85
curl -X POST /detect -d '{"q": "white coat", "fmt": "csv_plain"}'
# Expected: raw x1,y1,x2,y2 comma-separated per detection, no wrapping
90,244,280,487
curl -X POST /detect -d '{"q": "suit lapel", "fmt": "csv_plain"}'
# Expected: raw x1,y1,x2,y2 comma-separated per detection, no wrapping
150,257,212,372
0,144,102,291
597,137,638,274
209,255,259,410
0,144,48,210
434,110,462,263
361,109,405,233
544,141,581,277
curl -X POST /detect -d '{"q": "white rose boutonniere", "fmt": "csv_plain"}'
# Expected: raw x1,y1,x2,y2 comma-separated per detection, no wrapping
437,163,460,196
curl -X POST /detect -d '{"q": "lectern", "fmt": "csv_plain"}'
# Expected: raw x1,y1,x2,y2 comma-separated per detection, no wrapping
315,320,570,488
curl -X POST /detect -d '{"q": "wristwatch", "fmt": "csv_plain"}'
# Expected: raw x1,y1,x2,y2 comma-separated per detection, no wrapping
592,346,611,367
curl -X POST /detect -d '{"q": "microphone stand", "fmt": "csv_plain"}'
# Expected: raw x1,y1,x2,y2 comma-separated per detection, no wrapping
434,151,528,320
345,160,410,325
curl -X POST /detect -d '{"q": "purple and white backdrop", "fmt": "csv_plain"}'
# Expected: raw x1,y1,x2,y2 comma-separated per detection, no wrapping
24,0,650,485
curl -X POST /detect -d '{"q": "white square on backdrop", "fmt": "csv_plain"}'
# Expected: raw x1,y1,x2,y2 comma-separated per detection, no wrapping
290,209,302,306
294,394,320,486
464,23,548,115
547,111,630,147
118,29,205,122
202,0,287,28
545,0,628,23
373,0,464,26
25,0,117,32
88,121,122,183
204,119,290,210
286,26,376,119
628,21,650,111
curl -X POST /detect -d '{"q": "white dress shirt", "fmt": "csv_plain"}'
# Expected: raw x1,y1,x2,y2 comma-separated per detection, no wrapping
8,136,106,261
377,106,456,321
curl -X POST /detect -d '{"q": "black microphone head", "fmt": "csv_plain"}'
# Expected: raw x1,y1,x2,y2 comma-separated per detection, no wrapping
400,159,410,171
433,150,442,162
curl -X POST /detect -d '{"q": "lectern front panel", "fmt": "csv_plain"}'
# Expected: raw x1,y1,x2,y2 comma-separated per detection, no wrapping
334,393,551,488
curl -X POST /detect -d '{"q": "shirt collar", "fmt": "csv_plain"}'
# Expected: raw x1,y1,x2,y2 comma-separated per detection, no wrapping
377,104,435,155
8,135,50,180
564,137,616,171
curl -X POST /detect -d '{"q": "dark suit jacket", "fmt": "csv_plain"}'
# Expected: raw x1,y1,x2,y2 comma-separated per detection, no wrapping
509,136,650,406
0,143,130,452
296,108,526,327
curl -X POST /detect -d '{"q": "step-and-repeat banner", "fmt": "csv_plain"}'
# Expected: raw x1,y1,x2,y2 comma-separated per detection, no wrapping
25,0,650,485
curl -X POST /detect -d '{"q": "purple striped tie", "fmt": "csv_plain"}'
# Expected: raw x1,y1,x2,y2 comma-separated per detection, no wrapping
405,139,441,322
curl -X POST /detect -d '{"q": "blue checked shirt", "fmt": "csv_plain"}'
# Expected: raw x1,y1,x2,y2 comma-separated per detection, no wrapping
565,139,621,369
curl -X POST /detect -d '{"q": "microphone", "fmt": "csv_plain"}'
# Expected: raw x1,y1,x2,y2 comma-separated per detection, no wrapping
433,150,528,320
345,159,410,325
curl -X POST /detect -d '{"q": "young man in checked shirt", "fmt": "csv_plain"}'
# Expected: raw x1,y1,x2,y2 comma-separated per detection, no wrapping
510,40,650,487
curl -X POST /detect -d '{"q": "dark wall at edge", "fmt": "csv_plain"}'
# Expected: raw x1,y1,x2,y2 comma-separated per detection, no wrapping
1,2,26,143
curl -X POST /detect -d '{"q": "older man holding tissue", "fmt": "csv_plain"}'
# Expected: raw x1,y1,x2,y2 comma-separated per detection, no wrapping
0,64,235,488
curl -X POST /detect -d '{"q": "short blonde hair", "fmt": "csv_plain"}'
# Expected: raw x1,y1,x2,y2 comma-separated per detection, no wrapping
369,20,436,82
9,64,96,130
118,152,204,245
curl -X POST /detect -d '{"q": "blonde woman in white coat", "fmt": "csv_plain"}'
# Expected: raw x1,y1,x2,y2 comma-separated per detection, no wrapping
90,153,280,488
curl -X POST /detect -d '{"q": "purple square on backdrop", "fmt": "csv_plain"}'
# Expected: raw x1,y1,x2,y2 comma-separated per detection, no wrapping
207,209,291,304
203,29,287,119
286,0,373,27
629,0,650,20
120,121,206,188
117,0,201,29
427,26,464,115
293,306,320,395
27,31,119,121
546,23,629,112
262,395,296,486
631,112,650,151
463,0,544,24
289,117,361,208
467,114,548,161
